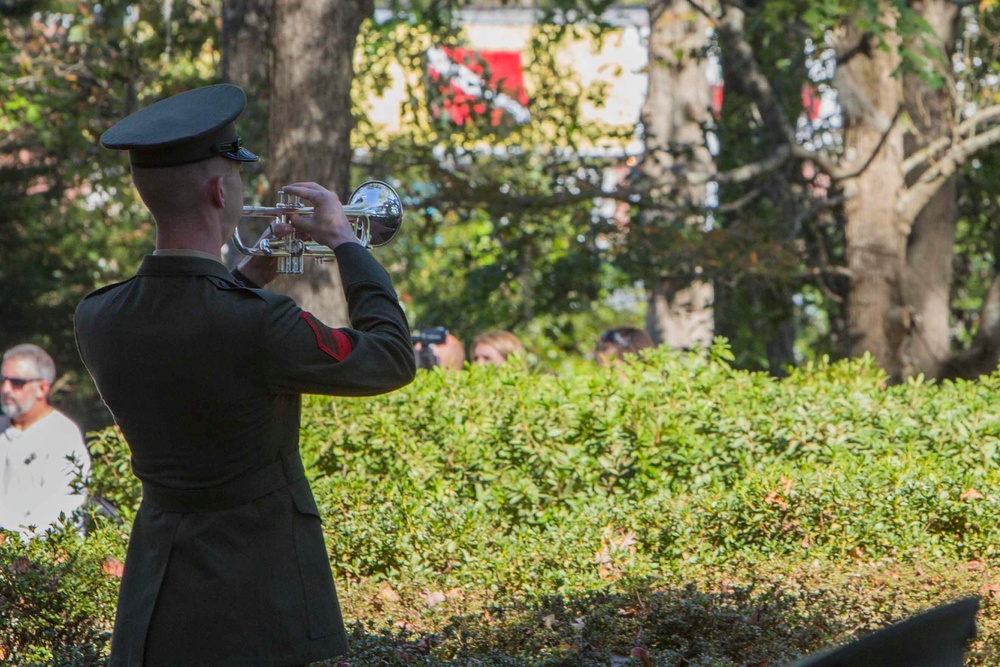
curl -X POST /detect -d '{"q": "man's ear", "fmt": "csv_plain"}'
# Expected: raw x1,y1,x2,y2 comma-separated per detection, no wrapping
207,174,226,209
35,379,51,402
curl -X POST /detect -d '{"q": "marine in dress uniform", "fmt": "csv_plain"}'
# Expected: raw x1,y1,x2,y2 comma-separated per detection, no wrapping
74,84,415,666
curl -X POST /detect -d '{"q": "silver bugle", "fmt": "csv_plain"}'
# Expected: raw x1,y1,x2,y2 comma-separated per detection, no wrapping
232,180,402,274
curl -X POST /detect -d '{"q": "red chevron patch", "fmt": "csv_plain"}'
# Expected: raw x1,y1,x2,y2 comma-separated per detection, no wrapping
301,312,352,361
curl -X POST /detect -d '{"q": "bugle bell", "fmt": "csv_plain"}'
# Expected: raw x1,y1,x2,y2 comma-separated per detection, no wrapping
233,180,402,274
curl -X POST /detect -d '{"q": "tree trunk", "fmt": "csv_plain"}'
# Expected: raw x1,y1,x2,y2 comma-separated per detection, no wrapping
938,274,1000,380
220,0,272,155
267,0,372,326
900,0,960,379
220,0,272,99
220,0,272,270
641,0,715,350
836,9,907,377
902,176,957,378
646,278,714,350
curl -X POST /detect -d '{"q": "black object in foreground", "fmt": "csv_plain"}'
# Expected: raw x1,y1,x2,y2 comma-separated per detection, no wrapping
787,597,979,667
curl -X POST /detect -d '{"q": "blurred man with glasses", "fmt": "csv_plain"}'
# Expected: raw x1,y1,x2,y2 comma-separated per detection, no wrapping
0,343,91,538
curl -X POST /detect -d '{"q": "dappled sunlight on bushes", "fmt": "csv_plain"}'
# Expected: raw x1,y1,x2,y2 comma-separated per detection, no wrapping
7,344,1000,664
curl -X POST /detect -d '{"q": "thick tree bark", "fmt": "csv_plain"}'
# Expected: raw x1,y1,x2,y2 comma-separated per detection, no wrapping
647,278,714,350
900,0,960,379
220,0,272,269
266,0,373,326
836,10,907,377
220,0,272,98
902,175,957,378
641,0,715,349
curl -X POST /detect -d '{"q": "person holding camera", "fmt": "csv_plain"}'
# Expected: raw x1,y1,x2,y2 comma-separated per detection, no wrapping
413,327,466,370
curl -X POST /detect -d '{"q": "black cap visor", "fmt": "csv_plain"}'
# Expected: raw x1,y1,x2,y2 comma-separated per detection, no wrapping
212,137,260,162
212,136,259,163
222,146,259,162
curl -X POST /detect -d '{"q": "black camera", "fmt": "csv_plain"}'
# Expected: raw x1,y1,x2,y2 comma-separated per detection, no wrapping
411,327,447,346
412,327,448,370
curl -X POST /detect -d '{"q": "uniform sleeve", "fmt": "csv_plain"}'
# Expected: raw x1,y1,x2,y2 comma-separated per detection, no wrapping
263,243,416,396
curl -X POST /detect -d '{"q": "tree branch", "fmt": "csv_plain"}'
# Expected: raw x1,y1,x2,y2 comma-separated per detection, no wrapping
937,273,1000,381
790,193,846,240
897,123,1000,226
685,145,792,185
902,104,1000,176
798,210,852,303
713,7,799,149
716,184,764,212
686,0,717,22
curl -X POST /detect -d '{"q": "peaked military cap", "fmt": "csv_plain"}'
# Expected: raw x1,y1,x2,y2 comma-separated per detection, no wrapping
100,84,259,168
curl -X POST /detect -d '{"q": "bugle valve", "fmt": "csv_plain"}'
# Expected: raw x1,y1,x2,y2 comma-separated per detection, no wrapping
233,180,402,274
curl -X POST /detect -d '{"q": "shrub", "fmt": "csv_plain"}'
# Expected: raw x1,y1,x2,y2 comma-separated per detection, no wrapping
11,343,1000,664
0,523,122,666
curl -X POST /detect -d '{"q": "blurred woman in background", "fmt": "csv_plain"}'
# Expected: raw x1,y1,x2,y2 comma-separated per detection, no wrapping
471,330,525,366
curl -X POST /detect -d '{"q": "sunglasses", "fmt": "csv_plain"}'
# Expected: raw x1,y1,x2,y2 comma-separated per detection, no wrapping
0,376,42,389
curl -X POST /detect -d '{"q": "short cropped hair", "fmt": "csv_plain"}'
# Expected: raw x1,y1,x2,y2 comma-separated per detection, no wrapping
3,343,56,383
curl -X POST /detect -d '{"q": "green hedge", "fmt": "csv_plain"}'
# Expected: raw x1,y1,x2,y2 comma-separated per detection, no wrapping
8,344,1000,665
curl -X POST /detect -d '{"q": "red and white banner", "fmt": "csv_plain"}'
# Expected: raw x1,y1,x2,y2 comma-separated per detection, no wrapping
427,46,530,126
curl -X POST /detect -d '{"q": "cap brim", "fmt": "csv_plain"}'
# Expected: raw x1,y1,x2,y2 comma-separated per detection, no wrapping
222,146,259,162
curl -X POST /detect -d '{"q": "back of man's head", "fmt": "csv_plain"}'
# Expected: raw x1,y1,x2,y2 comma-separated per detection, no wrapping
131,158,232,225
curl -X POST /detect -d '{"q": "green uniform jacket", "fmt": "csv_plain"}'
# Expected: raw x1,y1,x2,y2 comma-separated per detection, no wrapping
74,244,415,666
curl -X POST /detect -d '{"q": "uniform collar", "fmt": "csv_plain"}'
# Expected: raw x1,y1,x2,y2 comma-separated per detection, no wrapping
137,254,234,280
153,248,227,265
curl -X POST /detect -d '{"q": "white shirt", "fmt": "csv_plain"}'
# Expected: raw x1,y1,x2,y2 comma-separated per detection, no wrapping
0,409,92,538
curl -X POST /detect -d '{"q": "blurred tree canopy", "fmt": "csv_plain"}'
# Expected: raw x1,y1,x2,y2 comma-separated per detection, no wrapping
1,0,222,429
350,15,644,366
630,0,1000,381
3,0,1000,430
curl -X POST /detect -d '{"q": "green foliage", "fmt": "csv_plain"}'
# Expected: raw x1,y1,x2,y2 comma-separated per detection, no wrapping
92,344,1000,567
0,524,122,666
11,349,1000,663
0,1,222,430
352,19,640,363
85,427,141,523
